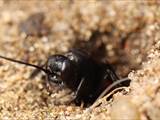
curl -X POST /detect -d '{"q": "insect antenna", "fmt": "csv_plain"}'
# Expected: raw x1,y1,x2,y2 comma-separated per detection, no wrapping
96,77,131,101
0,55,48,74
91,78,131,108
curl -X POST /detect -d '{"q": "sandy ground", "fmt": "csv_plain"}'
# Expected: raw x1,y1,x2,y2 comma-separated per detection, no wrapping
0,0,160,120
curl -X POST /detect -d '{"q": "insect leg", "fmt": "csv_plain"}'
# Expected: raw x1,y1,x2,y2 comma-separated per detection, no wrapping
105,63,119,82
73,77,91,105
96,77,131,102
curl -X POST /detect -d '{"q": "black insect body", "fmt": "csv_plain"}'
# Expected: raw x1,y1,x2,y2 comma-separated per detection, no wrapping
0,49,130,106
45,49,120,105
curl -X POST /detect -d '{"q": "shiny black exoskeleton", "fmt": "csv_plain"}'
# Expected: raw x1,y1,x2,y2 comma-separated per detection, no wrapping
46,49,119,105
0,49,126,106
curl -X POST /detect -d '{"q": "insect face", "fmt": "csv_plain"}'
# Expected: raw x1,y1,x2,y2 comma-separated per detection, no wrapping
46,55,76,87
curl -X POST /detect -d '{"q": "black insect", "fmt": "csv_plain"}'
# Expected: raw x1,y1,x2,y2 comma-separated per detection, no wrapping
0,49,130,106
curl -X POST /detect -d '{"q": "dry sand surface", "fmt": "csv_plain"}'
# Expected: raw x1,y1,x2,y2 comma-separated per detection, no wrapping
0,0,160,119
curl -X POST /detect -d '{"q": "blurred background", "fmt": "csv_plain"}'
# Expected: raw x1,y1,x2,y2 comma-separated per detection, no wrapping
0,0,159,119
